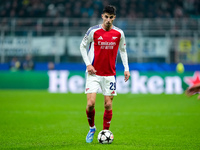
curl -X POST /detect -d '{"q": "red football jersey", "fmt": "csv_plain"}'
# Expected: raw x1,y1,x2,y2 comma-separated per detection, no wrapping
80,24,128,76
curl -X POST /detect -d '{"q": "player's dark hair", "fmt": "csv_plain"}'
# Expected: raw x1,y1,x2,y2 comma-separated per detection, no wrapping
102,5,116,15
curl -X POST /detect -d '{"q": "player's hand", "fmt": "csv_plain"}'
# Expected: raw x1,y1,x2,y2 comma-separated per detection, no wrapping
185,83,200,99
87,65,97,75
124,71,130,82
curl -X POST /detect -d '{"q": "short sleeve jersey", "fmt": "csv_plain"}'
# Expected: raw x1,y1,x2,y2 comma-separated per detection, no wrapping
81,24,126,76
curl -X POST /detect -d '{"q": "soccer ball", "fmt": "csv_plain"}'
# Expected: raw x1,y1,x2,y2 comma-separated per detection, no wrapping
97,130,114,144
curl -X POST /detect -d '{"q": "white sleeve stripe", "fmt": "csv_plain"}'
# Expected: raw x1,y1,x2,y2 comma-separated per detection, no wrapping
80,43,91,66
118,29,129,71
120,50,129,71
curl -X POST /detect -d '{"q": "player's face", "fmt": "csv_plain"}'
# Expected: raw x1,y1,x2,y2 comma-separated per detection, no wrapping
102,13,116,29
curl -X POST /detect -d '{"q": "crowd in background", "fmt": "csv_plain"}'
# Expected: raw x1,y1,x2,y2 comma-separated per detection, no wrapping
0,0,199,34
1,0,200,70
0,0,200,19
10,55,35,71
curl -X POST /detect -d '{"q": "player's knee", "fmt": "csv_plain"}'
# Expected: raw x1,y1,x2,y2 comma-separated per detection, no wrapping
87,100,95,110
104,96,113,109
104,101,112,110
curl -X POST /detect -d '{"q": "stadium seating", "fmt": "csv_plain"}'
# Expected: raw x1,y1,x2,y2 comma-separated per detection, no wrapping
0,0,199,18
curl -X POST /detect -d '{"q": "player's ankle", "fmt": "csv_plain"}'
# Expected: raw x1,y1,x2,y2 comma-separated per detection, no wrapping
90,125,96,129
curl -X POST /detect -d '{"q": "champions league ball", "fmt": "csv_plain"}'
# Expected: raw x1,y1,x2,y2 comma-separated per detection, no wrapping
97,130,114,144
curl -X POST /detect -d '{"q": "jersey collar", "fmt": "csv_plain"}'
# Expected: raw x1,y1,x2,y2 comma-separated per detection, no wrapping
100,24,114,31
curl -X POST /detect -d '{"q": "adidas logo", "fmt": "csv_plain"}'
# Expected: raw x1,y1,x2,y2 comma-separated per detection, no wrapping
112,37,118,40
98,36,103,40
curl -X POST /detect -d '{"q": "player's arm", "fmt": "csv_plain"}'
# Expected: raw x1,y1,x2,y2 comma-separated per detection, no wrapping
119,31,130,82
80,29,96,75
185,83,200,99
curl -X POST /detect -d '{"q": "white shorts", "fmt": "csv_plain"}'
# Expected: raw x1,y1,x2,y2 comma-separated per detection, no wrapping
85,74,117,96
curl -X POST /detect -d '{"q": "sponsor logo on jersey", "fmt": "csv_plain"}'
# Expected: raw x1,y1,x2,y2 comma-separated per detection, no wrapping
98,36,103,40
98,41,116,50
98,41,116,46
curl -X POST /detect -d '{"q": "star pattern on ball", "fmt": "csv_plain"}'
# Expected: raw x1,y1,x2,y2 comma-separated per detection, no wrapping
99,138,103,144
101,131,106,135
106,136,111,143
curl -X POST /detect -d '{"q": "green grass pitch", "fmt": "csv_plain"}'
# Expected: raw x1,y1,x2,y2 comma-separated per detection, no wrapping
0,90,200,150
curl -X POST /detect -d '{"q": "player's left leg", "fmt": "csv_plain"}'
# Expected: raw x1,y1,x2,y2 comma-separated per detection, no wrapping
103,96,114,130
101,76,116,130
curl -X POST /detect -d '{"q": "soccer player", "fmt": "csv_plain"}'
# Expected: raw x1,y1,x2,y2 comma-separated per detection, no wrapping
80,5,130,143
186,83,200,99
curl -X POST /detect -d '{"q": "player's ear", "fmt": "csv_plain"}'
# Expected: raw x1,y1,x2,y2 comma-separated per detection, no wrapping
101,14,104,19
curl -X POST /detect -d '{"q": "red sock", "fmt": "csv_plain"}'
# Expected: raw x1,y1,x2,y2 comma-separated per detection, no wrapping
86,109,95,127
103,109,113,130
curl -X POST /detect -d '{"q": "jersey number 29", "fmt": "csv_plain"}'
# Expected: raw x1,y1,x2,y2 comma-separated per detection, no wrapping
110,82,116,90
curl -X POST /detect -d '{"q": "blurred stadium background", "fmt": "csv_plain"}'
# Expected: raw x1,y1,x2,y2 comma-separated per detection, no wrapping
0,0,200,92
